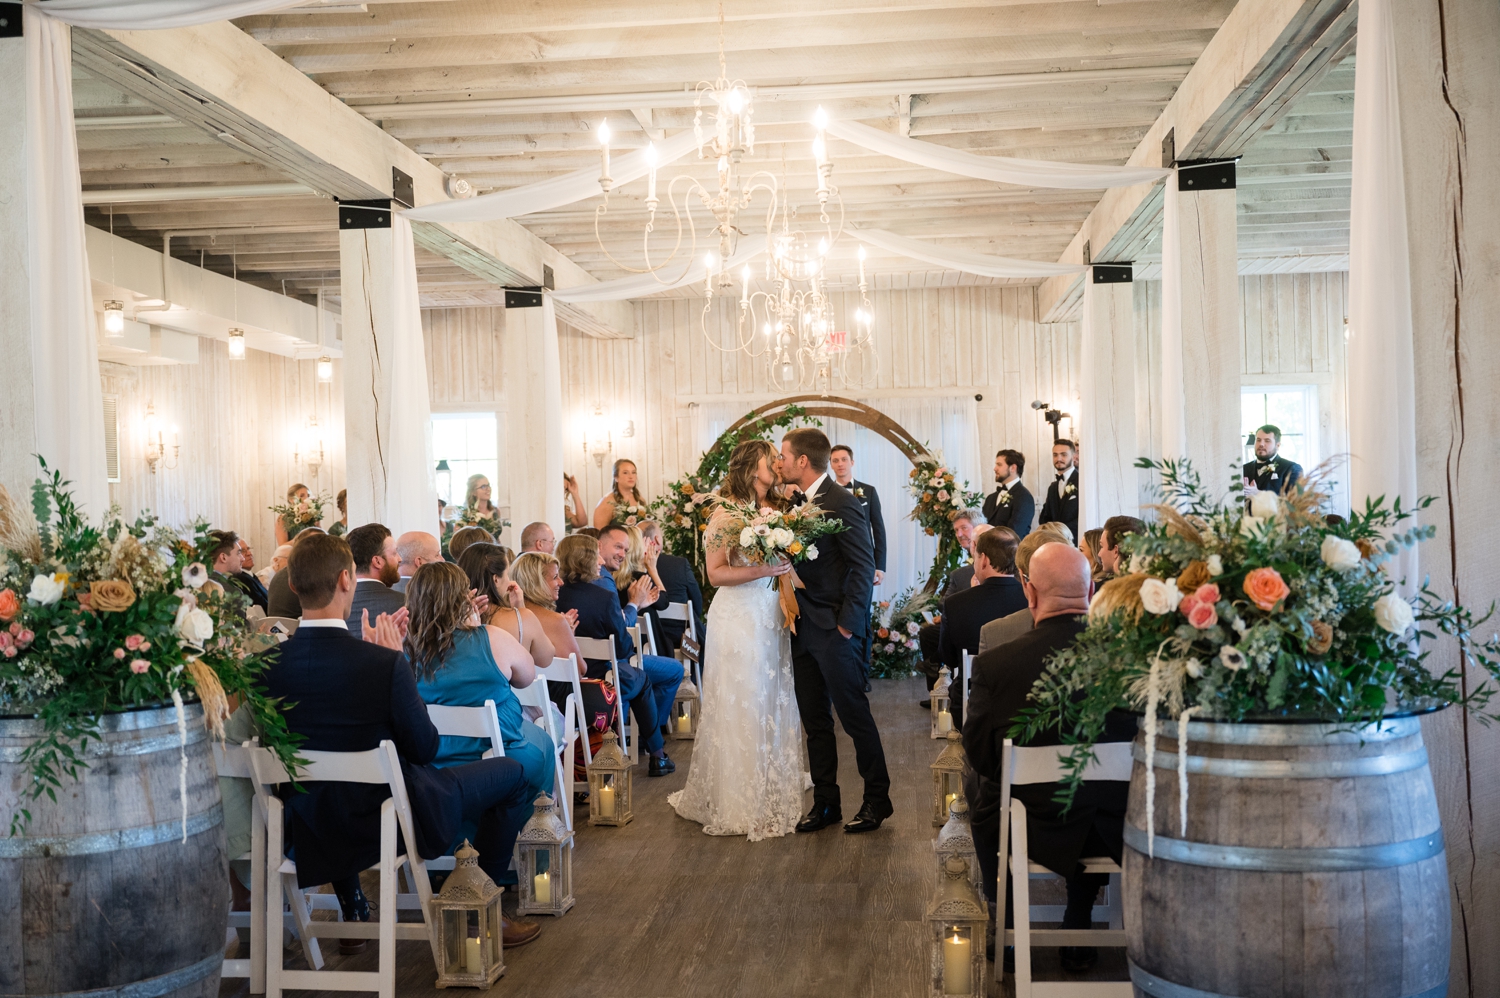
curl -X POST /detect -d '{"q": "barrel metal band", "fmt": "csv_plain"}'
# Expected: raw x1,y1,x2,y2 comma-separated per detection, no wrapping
0,725,206,763
1132,742,1429,778
1128,958,1447,998
1124,823,1444,872
0,952,222,998
0,802,222,858
1156,715,1419,745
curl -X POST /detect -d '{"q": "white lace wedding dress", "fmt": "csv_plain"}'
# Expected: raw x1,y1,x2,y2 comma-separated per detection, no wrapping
668,552,809,841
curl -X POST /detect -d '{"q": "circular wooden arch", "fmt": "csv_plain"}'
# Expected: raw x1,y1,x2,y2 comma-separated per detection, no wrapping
723,395,934,466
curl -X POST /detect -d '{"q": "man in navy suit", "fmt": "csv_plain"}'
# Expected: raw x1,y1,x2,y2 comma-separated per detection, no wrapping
264,532,541,948
1037,439,1080,544
982,448,1035,539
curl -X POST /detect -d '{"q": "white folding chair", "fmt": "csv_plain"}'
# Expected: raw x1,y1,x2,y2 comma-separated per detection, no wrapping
625,622,645,670
512,679,574,830
253,742,441,998
638,613,659,658
575,635,638,764
423,701,506,875
962,650,974,717
539,654,593,807
1000,739,1132,998
657,601,704,692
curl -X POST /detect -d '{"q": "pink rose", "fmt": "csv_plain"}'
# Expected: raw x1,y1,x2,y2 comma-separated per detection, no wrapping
125,634,144,651
1186,600,1218,629
130,658,150,674
1193,583,1220,605
139,641,150,652
7,623,19,636
113,647,127,660
2,646,15,659
16,630,32,647
0,633,10,650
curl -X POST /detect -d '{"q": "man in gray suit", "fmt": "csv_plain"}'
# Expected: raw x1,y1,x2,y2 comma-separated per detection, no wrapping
392,531,442,594
346,523,406,638
976,529,1074,654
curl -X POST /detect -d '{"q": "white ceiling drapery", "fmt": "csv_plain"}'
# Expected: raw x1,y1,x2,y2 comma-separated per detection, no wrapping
852,228,1088,279
549,242,765,303
28,0,303,29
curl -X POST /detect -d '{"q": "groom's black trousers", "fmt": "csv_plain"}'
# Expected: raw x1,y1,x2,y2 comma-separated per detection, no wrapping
792,626,891,809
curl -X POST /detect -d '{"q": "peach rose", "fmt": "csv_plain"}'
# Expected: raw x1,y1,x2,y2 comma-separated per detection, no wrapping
0,588,17,622
1192,583,1220,605
1243,567,1290,611
89,579,137,613
1308,620,1333,655
1186,600,1218,629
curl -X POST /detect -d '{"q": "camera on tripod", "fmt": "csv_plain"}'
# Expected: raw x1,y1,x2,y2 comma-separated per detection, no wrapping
1030,400,1070,441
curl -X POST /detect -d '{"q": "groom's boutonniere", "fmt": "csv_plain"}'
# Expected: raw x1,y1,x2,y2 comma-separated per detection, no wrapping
997,490,1012,506
1062,482,1077,498
853,487,865,498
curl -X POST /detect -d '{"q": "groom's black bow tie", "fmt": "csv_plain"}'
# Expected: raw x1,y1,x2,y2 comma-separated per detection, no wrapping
789,489,808,506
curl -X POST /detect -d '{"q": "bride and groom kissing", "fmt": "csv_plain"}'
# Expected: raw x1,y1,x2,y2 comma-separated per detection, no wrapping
668,428,893,841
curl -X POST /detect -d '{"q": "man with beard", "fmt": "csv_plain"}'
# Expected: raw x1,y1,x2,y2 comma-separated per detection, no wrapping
1242,424,1303,497
982,449,1035,539
345,523,406,639
1037,439,1080,545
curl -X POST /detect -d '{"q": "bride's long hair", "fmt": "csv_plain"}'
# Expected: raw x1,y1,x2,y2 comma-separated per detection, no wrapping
720,439,785,509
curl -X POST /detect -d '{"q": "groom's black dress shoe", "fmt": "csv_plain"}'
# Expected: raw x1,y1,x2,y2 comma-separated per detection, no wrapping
843,800,894,833
647,754,675,777
795,803,843,833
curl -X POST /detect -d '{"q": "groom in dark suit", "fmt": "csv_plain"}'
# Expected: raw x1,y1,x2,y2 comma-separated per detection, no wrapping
780,429,892,834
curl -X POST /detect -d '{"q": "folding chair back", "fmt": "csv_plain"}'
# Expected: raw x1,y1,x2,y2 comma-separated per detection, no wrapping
214,740,271,990
513,679,575,829
962,650,974,716
539,655,591,820
658,601,704,691
426,700,506,758
575,635,636,762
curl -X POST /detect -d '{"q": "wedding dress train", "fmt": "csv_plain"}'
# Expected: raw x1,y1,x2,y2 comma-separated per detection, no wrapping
668,577,808,841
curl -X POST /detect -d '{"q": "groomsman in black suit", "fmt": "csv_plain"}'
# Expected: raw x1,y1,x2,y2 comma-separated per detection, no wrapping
981,449,1035,539
1038,439,1080,543
829,445,887,587
1242,425,1303,497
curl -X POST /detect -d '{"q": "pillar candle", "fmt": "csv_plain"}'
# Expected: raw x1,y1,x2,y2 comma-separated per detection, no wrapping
598,783,616,818
464,935,482,974
945,792,957,815
943,930,972,994
533,870,551,905
677,711,691,733
937,710,953,733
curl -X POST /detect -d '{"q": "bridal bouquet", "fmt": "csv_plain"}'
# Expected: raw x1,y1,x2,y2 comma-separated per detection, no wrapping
0,460,302,832
1012,457,1500,805
269,491,331,539
708,497,847,633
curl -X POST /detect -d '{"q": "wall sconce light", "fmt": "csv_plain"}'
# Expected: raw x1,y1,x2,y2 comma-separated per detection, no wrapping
144,402,179,473
295,415,325,474
227,328,246,360
583,405,613,467
103,300,125,337
316,355,334,384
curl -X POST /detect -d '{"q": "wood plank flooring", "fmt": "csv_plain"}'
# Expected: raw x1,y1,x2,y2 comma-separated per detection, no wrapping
221,677,1126,997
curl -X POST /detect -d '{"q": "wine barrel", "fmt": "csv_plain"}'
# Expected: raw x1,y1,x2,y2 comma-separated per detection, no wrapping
0,704,228,998
1124,715,1449,998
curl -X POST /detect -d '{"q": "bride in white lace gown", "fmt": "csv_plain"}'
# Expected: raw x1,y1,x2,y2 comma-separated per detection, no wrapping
668,440,809,841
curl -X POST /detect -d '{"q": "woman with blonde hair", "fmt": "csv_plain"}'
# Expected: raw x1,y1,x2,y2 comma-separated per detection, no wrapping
511,552,583,674
592,458,649,530
274,482,318,546
459,474,505,535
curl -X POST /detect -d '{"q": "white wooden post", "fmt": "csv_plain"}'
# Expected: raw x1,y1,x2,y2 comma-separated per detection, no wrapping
503,297,565,536
1079,276,1139,531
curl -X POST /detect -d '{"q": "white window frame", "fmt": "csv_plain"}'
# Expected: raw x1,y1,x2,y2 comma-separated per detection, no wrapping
1240,384,1320,470
429,409,507,515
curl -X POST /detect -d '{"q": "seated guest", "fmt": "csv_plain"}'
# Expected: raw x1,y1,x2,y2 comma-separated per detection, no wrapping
609,525,667,651
459,543,555,669
407,562,555,820
977,530,1072,655
575,526,601,539
1037,521,1074,545
232,538,270,613
917,511,983,708
1080,528,1105,583
938,526,1024,729
639,520,704,659
962,544,1134,972
264,533,540,947
1097,515,1146,580
519,521,556,555
206,530,266,614
346,523,406,639
393,531,443,594
448,525,494,563
267,527,324,618
259,543,291,587
510,552,585,676
555,534,682,777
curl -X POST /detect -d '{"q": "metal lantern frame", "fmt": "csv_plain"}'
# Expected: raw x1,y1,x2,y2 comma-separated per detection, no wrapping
587,729,634,826
930,665,954,739
670,665,699,740
516,792,576,917
931,730,966,827
430,840,505,989
926,857,989,998
933,796,983,894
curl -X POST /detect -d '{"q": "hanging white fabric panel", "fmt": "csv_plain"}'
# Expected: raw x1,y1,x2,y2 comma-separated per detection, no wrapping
853,228,1087,279
1347,0,1418,592
404,129,701,224
384,215,440,537
1157,169,1188,461
24,6,109,516
550,241,764,303
825,118,1170,190
29,0,304,29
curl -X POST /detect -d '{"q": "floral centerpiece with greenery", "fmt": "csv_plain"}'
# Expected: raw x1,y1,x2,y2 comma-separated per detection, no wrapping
269,491,331,540
905,457,984,592
868,584,941,679
1014,458,1500,805
0,461,302,832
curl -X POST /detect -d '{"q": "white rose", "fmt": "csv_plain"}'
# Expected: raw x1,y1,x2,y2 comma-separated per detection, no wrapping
28,573,65,605
1206,554,1224,576
1373,593,1415,635
177,606,214,646
1320,536,1362,572
1185,658,1204,679
906,621,920,636
805,544,819,561
1139,577,1182,615
739,527,756,547
952,494,963,507
1249,490,1281,520
772,528,794,548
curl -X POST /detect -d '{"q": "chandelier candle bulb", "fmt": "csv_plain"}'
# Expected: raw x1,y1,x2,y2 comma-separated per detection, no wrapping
597,120,612,192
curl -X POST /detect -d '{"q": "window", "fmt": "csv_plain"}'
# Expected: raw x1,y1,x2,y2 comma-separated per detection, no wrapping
1241,386,1317,468
431,413,499,507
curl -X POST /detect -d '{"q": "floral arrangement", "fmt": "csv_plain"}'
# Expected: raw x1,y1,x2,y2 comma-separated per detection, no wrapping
269,491,331,539
706,496,847,632
0,461,302,832
906,457,984,592
869,585,941,679
1013,457,1500,804
457,505,512,533
607,502,647,529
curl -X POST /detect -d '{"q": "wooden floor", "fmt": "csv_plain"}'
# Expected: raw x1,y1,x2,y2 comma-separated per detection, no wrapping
222,677,1126,997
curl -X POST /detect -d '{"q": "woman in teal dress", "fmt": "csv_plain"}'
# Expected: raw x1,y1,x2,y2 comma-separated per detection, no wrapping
404,562,555,820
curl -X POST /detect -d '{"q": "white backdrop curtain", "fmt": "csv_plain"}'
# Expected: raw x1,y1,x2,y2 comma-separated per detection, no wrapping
385,215,440,537
1347,0,1418,593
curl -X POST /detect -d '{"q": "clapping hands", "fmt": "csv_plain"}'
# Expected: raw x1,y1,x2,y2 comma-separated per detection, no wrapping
360,606,408,651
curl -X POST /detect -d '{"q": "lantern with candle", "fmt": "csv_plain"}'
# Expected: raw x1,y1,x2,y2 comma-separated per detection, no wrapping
516,792,575,917
586,729,633,827
670,665,699,740
926,857,988,998
930,666,954,739
430,840,504,988
933,796,982,894
931,730,966,828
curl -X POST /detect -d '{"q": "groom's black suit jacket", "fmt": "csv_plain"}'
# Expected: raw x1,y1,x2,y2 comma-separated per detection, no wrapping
790,476,876,639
